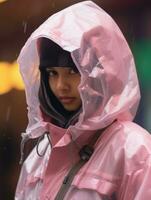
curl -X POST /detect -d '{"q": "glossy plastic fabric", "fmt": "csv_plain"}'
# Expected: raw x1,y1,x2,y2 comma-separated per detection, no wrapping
15,1,151,200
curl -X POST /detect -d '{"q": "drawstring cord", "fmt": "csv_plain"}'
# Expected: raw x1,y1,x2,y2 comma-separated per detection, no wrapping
36,131,52,157
19,131,51,165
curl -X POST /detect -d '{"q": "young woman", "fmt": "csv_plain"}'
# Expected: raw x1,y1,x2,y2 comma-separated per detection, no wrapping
15,1,151,200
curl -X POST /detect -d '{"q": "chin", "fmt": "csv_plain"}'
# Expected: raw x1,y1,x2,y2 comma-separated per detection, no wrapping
63,105,79,112
64,107,76,111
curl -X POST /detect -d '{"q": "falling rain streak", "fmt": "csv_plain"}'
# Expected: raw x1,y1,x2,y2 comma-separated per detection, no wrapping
6,106,11,122
22,21,27,34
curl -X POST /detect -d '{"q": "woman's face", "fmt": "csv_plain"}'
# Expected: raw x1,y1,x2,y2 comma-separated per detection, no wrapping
46,67,82,111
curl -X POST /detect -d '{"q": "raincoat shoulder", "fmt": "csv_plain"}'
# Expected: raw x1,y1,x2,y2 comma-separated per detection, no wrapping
69,121,151,200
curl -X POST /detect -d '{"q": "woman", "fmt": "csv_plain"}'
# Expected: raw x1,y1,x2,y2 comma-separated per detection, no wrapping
15,1,151,199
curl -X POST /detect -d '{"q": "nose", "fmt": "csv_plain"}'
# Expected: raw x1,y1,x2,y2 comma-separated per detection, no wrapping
56,75,70,91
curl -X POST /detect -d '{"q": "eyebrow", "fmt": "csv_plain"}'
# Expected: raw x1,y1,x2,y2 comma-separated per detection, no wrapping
46,67,55,71
46,67,72,70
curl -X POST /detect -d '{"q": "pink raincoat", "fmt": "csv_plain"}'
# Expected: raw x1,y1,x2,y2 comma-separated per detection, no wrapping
15,1,151,199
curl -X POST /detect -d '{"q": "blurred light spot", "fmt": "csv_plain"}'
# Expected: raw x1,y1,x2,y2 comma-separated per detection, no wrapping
0,62,24,94
0,0,7,3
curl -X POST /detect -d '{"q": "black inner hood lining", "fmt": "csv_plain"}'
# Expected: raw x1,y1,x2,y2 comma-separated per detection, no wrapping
38,37,78,71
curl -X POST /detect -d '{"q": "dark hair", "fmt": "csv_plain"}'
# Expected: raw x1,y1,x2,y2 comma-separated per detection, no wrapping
38,37,78,72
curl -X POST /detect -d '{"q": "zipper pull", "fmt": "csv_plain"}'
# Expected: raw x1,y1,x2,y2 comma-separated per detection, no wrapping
63,176,69,184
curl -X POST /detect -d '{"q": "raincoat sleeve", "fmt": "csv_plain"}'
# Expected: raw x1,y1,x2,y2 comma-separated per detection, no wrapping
119,155,151,199
15,136,51,200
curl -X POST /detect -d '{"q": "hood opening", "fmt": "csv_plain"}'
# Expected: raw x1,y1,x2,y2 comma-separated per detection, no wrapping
38,37,82,128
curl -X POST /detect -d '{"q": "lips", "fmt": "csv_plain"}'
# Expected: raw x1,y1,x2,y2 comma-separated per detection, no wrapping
59,96,76,104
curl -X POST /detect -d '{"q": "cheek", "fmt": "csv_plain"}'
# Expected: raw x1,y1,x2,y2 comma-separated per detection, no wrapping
73,78,81,95
76,76,81,89
48,79,56,94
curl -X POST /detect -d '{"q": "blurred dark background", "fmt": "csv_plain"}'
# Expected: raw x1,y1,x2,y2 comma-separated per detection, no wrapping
0,0,151,199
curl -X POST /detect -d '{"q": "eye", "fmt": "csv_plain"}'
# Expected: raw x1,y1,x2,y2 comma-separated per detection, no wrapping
46,69,58,77
69,68,79,74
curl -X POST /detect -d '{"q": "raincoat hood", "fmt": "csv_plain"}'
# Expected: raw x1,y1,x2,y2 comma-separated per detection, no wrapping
18,0,140,141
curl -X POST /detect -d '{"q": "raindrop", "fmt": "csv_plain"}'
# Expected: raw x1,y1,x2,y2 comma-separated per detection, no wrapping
6,106,11,122
22,21,27,34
